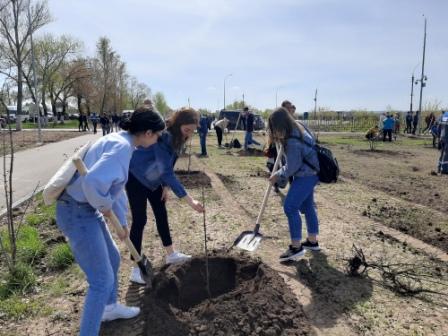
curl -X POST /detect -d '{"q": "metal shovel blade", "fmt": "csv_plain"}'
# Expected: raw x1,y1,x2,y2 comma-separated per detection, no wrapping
136,254,153,288
234,230,263,252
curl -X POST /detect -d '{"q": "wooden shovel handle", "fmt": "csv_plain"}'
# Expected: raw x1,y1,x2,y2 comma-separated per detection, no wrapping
72,157,142,262
254,144,284,227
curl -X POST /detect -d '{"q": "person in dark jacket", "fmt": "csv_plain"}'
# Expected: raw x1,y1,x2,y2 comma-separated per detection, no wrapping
268,107,321,262
126,108,204,285
78,113,83,132
244,107,261,150
405,112,413,134
90,113,99,134
197,114,208,156
412,113,419,135
100,114,111,136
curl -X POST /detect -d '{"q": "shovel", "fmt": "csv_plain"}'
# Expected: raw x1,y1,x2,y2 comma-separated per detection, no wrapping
231,144,284,252
72,157,153,287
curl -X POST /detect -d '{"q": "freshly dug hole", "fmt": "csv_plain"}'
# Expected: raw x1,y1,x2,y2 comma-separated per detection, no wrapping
175,170,212,188
144,254,314,336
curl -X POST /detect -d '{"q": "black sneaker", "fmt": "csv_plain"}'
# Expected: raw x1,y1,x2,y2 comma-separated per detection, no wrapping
301,239,320,251
279,245,306,262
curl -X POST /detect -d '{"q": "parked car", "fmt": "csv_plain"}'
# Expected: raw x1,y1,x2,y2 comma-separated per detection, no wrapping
217,109,265,131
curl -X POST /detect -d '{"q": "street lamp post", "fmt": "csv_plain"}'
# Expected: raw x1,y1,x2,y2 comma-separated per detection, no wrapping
416,16,428,134
409,64,419,114
223,74,232,110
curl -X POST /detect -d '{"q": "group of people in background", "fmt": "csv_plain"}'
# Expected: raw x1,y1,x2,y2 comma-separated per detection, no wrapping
366,110,444,144
78,113,122,136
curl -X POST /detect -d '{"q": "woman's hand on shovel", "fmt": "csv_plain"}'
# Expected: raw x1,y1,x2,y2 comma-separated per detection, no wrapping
101,209,129,242
116,226,129,242
269,175,278,185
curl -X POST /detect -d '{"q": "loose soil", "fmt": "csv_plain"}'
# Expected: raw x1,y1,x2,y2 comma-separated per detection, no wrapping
176,170,212,189
144,254,314,336
325,135,448,252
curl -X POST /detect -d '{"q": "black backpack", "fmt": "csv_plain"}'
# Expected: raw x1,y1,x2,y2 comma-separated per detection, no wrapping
231,139,241,149
290,136,339,183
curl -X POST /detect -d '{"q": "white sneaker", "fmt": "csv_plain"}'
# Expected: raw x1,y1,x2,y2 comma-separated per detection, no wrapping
101,303,140,322
129,267,146,285
166,251,192,265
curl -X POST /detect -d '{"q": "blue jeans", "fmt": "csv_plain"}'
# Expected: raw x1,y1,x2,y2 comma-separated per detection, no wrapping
283,175,319,241
244,131,260,149
56,193,120,336
199,132,207,155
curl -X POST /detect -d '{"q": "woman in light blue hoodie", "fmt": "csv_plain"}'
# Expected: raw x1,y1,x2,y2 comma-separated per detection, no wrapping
56,108,165,336
268,107,321,262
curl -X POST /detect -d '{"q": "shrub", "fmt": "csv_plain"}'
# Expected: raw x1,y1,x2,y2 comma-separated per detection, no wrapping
0,263,36,299
48,243,74,270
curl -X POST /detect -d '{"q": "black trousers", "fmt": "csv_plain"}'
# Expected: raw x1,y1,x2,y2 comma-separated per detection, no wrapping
383,129,392,142
126,173,172,257
215,126,223,146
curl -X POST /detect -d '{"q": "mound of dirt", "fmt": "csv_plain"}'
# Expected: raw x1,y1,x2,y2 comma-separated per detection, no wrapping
352,149,415,158
175,170,212,188
236,148,265,157
144,254,313,336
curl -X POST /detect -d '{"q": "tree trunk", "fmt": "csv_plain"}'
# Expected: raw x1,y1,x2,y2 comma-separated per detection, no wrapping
16,66,23,131
77,94,82,114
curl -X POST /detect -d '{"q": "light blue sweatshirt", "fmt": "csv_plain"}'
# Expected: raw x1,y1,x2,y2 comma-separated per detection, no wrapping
66,131,135,227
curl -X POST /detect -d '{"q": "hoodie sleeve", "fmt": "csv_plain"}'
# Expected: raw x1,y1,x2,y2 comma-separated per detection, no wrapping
81,142,131,226
160,152,187,198
274,138,303,179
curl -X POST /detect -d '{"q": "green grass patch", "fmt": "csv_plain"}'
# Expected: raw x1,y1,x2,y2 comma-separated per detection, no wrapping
1,226,45,265
0,263,36,299
9,120,79,129
48,243,74,270
25,213,45,226
0,295,53,320
45,276,70,297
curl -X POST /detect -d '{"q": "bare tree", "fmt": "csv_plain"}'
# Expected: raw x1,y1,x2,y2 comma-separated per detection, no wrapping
0,0,51,130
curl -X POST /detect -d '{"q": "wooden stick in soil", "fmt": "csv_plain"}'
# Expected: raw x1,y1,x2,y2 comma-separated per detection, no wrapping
187,136,193,174
202,186,211,299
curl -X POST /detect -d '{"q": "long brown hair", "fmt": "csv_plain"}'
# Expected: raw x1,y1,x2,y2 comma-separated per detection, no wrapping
267,107,305,147
166,107,199,152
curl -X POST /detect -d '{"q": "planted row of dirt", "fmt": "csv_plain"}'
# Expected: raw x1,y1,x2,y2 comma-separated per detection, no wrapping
324,136,448,252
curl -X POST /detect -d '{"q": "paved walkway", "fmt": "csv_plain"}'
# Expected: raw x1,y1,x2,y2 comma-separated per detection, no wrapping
0,133,100,211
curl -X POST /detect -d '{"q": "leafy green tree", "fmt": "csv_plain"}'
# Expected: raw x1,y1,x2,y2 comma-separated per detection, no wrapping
153,91,170,116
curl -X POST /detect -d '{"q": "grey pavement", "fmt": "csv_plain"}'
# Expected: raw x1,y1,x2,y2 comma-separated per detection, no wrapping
0,132,100,212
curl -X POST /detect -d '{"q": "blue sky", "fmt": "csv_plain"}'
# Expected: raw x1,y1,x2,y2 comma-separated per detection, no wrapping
42,0,448,112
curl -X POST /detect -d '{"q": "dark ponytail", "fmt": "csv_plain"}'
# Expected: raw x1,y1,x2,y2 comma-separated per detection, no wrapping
119,108,165,134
